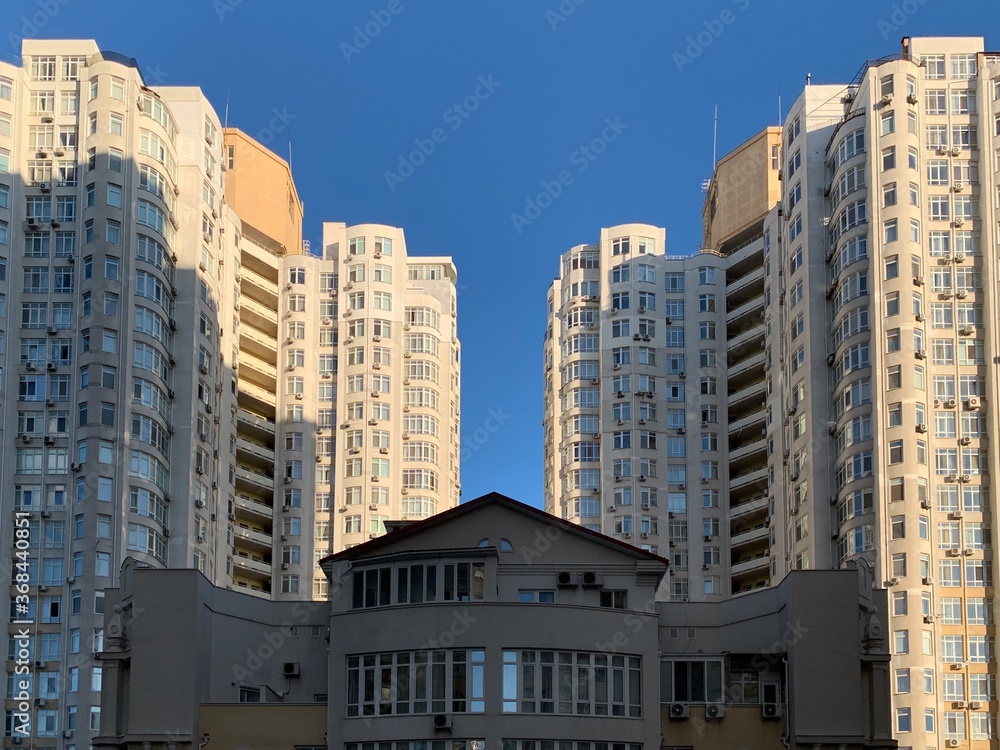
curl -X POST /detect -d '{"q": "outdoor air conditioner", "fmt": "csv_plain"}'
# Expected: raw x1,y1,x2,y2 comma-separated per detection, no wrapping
581,571,603,587
556,571,576,587
762,703,782,719
283,661,301,677
967,396,980,408
946,399,957,408
433,714,453,731
916,423,927,433
946,548,961,557
705,703,726,720
668,703,690,720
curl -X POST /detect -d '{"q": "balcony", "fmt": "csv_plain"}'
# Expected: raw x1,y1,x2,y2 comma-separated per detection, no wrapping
236,436,274,468
233,554,271,580
731,525,769,550
238,349,278,385
727,321,765,353
233,583,272,600
726,294,765,326
235,465,274,494
728,379,766,408
729,411,766,435
240,325,278,361
730,495,769,520
234,525,273,552
729,436,767,464
730,466,768,491
237,407,276,436
239,379,276,410
731,556,770,577
725,266,765,302
241,266,279,302
240,295,278,329
727,351,766,382
235,493,274,520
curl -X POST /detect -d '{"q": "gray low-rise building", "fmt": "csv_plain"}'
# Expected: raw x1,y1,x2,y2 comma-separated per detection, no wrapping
94,492,895,750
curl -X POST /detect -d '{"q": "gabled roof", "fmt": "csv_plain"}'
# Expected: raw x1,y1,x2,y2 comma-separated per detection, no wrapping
320,491,669,566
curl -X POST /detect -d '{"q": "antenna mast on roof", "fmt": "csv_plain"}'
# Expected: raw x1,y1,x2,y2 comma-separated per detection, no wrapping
701,104,718,193
712,103,718,168
224,89,230,129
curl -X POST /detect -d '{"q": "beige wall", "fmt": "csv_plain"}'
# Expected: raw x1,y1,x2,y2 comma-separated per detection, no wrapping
223,128,303,253
702,127,781,252
201,705,326,748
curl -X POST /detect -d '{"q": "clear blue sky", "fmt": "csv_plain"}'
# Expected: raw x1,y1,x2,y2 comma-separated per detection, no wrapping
4,1,998,507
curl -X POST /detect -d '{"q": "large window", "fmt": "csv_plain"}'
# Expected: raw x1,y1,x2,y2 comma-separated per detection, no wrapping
352,561,484,609
503,649,641,717
347,649,485,716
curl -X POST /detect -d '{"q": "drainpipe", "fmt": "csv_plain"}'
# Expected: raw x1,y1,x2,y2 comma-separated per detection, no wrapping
779,657,791,750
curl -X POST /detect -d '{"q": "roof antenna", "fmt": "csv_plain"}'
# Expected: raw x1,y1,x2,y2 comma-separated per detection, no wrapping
223,89,230,129
712,103,718,168
700,104,718,193
777,92,782,127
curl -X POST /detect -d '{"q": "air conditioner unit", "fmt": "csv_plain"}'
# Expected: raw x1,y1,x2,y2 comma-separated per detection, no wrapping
951,145,962,156
705,703,726,720
913,276,925,286
622,532,632,539
887,578,899,586
613,363,621,370
915,312,925,321
556,571,577,587
922,576,934,585
946,548,961,557
762,702,782,719
970,701,983,709
966,396,980,408
668,702,690,720
947,740,959,748
880,93,892,105
581,571,603,587
914,349,926,359
946,399,957,408
677,427,685,434
433,713,453,731
956,289,968,299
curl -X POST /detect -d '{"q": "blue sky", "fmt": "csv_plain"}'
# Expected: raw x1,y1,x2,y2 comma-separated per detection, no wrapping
3,0,998,506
